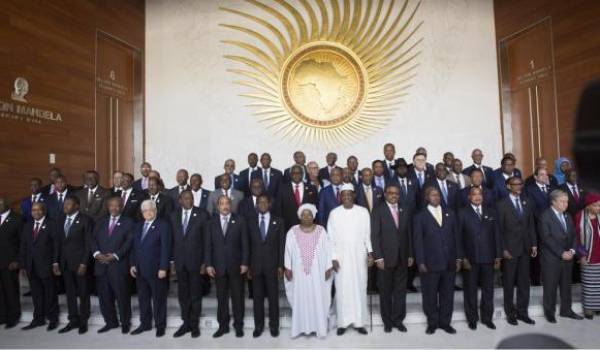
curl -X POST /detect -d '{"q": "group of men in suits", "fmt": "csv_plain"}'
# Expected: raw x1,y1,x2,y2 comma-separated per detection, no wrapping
0,145,588,339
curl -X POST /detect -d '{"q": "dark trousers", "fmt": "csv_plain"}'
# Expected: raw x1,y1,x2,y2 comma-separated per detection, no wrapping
407,264,417,289
420,270,455,328
28,271,58,323
176,266,204,329
378,265,407,327
463,263,494,323
252,269,279,330
542,258,573,317
97,269,131,327
502,255,530,317
215,271,244,330
0,268,20,323
62,269,90,324
136,274,168,330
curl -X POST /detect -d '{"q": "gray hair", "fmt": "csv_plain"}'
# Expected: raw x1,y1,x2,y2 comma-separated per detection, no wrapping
549,189,568,203
140,199,157,212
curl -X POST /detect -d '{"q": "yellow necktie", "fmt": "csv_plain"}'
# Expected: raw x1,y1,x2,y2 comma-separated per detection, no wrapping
434,207,443,226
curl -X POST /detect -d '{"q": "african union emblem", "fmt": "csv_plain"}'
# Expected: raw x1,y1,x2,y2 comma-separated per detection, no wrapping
220,0,423,146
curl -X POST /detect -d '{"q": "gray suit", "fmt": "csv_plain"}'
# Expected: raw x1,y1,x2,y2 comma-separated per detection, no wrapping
206,189,244,216
537,207,577,317
77,187,110,222
446,173,471,189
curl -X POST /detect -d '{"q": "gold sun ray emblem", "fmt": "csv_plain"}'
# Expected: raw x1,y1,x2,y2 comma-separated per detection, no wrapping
220,0,423,147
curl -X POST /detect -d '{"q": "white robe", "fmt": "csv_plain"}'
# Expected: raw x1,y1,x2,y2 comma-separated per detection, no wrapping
284,225,333,338
327,205,372,328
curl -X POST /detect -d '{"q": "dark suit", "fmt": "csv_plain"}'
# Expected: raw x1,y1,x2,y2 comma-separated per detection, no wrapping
371,203,412,327
121,189,147,221
283,165,307,183
20,217,59,324
525,174,559,188
317,184,341,225
408,168,434,194
318,166,341,187
412,207,461,328
46,190,71,219
92,215,134,328
0,211,23,323
55,213,93,325
491,170,522,200
355,184,384,213
458,206,501,324
247,213,284,331
275,181,318,231
238,195,259,221
239,167,259,196
459,186,496,208
538,208,577,317
145,192,174,219
525,183,554,218
496,195,537,317
382,159,396,179
190,188,210,211
560,182,586,219
132,177,148,192
214,173,241,192
130,218,171,330
77,187,110,223
205,213,249,331
251,168,283,198
462,164,494,188
166,185,190,211
21,194,45,223
423,179,459,212
389,176,419,212
170,207,209,329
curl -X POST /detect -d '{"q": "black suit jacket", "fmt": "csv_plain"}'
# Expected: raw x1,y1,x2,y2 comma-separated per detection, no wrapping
317,166,341,187
121,189,147,221
423,178,459,212
458,206,501,264
524,183,555,219
537,208,577,262
0,211,23,268
91,215,134,276
274,181,318,231
214,173,241,191
412,207,462,272
247,214,284,274
55,213,93,271
560,182,586,218
459,185,496,209
205,213,249,276
145,192,175,220
20,217,58,278
462,164,494,188
355,184,384,213
166,185,190,210
170,207,209,272
77,187,110,222
389,176,420,212
238,196,259,221
238,168,258,196
496,195,537,257
371,203,412,268
251,168,283,198
283,165,308,183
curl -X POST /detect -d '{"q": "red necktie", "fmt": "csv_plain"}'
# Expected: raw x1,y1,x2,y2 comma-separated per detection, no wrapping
572,186,580,202
335,187,341,204
32,222,40,240
294,184,302,207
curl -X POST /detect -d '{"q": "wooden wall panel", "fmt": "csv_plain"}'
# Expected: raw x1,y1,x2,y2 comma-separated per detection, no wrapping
494,0,600,173
0,0,144,208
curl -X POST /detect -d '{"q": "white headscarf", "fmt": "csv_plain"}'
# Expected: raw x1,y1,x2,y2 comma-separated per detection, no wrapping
340,183,355,192
297,203,318,220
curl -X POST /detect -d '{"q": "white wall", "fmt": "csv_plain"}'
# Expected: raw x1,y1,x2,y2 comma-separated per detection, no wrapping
146,0,502,188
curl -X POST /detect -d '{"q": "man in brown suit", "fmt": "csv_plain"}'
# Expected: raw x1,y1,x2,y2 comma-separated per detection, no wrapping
77,170,110,223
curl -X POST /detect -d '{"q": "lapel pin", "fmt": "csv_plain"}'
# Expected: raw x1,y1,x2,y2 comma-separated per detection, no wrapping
445,213,449,217
151,226,155,230
523,201,527,205
42,225,46,229
75,220,79,224
231,220,236,224
117,222,121,226
193,213,197,217
484,216,488,219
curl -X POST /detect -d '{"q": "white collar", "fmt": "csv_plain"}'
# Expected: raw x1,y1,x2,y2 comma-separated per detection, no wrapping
34,217,46,225
471,204,481,212
89,186,98,193
66,211,79,220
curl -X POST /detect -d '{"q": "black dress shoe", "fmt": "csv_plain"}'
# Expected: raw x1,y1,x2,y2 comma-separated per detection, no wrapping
191,328,200,338
440,325,456,334
517,315,535,324
336,327,346,335
395,323,407,332
58,322,78,334
47,321,58,331
213,327,229,338
270,328,279,337
98,324,119,333
407,285,418,293
235,329,244,337
78,324,88,334
156,328,165,337
425,325,436,334
253,328,263,338
384,325,392,333
585,313,594,320
468,321,477,330
22,321,45,330
482,321,496,329
173,325,190,338
454,285,463,291
506,315,518,325
121,324,130,334
356,327,368,335
545,315,557,323
130,326,151,335
560,312,584,320
5,321,19,329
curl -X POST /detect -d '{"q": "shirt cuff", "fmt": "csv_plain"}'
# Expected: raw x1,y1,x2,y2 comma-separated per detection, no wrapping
375,258,384,263
93,251,100,258
112,254,119,261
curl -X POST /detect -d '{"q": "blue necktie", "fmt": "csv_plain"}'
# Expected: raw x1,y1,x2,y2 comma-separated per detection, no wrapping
142,222,150,241
418,173,424,187
64,217,72,237
514,197,523,216
558,213,567,232
441,181,448,204
182,210,189,235
259,215,267,241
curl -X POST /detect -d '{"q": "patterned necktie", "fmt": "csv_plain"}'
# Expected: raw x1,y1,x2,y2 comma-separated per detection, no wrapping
365,185,373,211
260,215,267,241
475,206,482,220
142,222,150,241
418,172,424,187
294,184,302,207
87,190,93,206
400,178,407,197
433,207,443,226
182,210,189,235
390,204,399,228
572,186,579,202
335,186,341,204
559,213,567,232
151,195,156,202
64,217,72,237
221,217,228,236
515,197,523,216
108,217,117,236
263,170,269,188
33,222,41,240
441,181,448,203
121,191,127,204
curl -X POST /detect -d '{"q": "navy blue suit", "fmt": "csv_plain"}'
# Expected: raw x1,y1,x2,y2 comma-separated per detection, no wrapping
490,170,514,200
239,167,258,196
91,215,134,328
20,195,46,223
458,206,501,323
458,186,496,208
214,173,242,192
412,207,462,328
317,184,341,225
524,183,554,219
423,179,459,212
45,190,70,219
251,168,283,198
130,218,171,330
462,165,494,188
